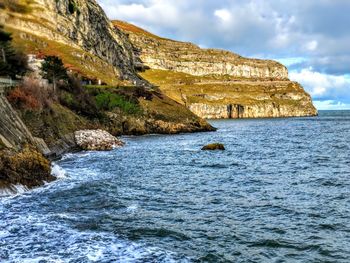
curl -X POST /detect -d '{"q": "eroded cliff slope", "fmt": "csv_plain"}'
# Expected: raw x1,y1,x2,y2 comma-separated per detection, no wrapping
0,0,213,141
0,0,214,191
114,20,317,119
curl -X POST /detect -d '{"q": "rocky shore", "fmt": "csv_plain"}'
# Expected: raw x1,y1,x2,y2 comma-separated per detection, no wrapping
0,0,317,196
0,147,54,193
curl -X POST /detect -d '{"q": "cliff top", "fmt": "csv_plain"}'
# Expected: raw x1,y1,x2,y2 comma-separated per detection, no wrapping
112,20,286,70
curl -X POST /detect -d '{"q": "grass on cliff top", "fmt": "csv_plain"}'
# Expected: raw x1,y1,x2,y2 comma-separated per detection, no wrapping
141,69,306,106
139,94,200,123
112,20,186,44
5,27,128,86
0,0,34,14
114,21,286,69
113,20,162,39
140,69,282,85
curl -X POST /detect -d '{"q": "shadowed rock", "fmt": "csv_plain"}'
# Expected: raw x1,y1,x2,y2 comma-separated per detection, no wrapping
201,143,225,151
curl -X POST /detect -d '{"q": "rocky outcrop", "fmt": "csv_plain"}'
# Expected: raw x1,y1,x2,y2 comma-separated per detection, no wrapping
1,0,146,85
114,21,318,119
0,90,35,150
202,143,225,151
1,0,213,132
114,21,288,80
0,147,54,191
75,130,124,151
0,0,215,195
0,90,55,191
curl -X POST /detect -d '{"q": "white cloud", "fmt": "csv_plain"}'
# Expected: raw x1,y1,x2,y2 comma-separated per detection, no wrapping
97,0,350,107
214,9,231,22
304,40,318,51
314,100,350,110
290,68,350,100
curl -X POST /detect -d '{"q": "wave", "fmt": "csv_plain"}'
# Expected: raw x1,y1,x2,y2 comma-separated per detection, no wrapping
0,184,29,197
51,163,67,179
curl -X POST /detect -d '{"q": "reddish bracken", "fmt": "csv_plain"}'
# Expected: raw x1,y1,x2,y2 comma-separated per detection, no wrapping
7,76,55,111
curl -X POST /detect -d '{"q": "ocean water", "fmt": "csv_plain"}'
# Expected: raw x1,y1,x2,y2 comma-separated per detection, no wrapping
1,111,350,262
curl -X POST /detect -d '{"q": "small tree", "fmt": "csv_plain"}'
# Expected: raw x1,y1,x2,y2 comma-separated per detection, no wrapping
0,29,12,64
0,26,28,78
41,56,68,92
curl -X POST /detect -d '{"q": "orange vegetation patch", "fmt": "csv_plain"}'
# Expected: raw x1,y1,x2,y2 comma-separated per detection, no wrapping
112,20,162,39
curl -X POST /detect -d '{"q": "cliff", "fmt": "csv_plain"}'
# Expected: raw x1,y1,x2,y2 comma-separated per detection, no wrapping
0,0,213,137
1,0,142,85
0,0,214,192
0,88,34,150
114,21,318,119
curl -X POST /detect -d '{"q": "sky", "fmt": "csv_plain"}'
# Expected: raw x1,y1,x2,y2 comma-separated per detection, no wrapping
97,0,350,110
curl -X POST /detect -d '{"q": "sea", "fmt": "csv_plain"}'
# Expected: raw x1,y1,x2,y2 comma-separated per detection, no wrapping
1,110,349,262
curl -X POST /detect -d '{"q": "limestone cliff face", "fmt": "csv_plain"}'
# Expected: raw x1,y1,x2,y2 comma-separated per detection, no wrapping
0,1,213,143
0,0,145,85
114,21,317,119
115,21,288,80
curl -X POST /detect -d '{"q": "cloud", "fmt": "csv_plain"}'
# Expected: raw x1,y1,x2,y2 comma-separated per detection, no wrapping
97,0,350,109
304,40,318,52
214,9,231,22
314,100,350,110
290,69,350,102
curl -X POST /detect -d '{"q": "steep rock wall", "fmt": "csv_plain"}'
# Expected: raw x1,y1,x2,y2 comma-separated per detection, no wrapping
114,21,317,119
0,89,34,150
0,0,146,85
114,21,288,80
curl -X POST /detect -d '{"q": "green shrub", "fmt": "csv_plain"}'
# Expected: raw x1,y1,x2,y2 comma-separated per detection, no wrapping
58,75,101,119
68,0,79,14
95,92,142,114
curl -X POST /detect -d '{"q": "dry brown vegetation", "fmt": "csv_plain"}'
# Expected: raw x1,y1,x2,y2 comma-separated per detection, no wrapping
7,76,55,111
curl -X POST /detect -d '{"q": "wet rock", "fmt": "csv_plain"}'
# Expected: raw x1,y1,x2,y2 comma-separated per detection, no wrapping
201,143,225,151
0,147,54,189
75,129,124,151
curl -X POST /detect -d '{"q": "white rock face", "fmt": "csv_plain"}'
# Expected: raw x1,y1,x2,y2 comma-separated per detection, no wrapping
0,0,146,85
127,33,289,80
189,102,317,119
74,130,124,151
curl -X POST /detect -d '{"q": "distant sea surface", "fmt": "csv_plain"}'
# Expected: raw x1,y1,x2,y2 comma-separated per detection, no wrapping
1,110,350,262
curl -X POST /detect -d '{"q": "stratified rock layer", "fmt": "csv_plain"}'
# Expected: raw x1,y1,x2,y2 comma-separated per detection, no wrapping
1,0,145,85
114,21,318,119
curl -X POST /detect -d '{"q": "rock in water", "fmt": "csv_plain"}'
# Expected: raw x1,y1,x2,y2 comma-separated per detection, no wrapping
0,147,54,189
75,130,124,151
202,143,225,151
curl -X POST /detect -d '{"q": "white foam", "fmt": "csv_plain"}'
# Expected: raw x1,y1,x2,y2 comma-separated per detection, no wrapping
127,204,138,212
87,248,104,261
0,230,10,239
0,184,29,197
20,257,65,263
51,164,67,179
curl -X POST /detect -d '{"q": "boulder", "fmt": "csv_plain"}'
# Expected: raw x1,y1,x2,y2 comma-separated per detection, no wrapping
0,147,54,190
74,130,124,151
201,143,225,151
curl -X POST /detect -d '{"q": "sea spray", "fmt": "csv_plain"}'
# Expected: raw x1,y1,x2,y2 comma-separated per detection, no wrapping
51,163,67,179
0,184,29,197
